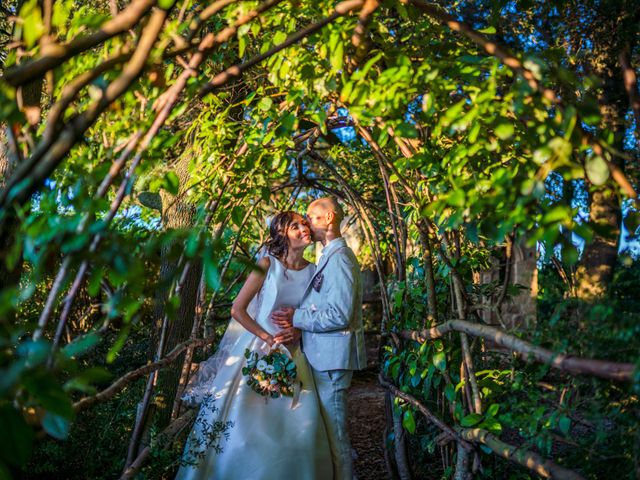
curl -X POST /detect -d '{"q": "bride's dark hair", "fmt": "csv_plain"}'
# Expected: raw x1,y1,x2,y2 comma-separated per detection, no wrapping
265,211,297,261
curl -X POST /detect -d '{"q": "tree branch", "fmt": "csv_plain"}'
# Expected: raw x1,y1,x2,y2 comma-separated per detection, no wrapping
198,0,365,97
399,319,635,381
405,0,638,200
379,374,472,450
73,335,216,412
619,45,640,146
3,0,156,87
0,6,170,210
119,409,197,480
459,428,585,480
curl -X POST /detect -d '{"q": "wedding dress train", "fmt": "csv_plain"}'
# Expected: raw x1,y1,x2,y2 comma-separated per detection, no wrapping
175,256,332,479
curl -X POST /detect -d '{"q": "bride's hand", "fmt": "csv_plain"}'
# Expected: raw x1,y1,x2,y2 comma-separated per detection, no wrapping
273,327,300,346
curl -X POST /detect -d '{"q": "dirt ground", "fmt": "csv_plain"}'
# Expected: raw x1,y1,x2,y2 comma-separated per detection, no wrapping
346,333,390,480
347,366,389,480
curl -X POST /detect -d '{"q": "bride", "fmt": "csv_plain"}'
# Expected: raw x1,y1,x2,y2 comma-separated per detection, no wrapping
175,211,332,479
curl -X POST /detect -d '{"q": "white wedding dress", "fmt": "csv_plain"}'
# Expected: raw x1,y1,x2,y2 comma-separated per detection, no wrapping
176,255,333,480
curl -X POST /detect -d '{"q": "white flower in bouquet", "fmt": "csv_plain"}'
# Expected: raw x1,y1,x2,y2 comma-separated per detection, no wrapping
256,359,268,371
265,365,275,374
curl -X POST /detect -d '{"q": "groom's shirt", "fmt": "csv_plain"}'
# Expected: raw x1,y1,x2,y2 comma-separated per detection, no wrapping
292,237,366,371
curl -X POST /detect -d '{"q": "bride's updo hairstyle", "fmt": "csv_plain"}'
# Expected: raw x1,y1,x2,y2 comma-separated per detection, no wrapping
265,211,297,261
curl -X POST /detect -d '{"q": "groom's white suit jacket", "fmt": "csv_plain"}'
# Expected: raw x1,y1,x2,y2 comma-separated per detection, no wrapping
292,237,367,372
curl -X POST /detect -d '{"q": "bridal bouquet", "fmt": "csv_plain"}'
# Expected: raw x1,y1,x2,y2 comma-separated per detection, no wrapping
242,347,298,398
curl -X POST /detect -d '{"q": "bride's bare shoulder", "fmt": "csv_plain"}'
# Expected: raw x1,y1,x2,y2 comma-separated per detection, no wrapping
256,255,271,273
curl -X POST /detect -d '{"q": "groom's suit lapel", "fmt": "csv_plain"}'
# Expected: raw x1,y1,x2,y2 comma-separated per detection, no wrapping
302,244,345,298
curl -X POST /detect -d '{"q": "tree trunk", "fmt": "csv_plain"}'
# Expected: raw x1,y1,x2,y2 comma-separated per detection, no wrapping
151,155,203,429
418,221,438,328
0,127,22,292
574,2,632,301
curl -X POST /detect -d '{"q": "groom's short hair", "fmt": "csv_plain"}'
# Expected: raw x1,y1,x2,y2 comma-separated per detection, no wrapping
311,197,344,223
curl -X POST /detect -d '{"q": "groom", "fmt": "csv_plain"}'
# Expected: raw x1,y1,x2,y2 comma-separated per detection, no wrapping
273,197,366,480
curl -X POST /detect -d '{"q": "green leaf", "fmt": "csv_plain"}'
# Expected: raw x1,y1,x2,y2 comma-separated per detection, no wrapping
494,122,514,140
585,154,610,186
238,34,247,58
486,403,500,417
395,122,419,139
432,351,446,371
548,137,573,163
61,332,100,359
42,412,70,440
623,211,640,234
329,38,344,72
558,415,571,435
0,404,34,467
479,417,502,434
22,373,74,418
447,190,466,208
533,146,553,165
163,171,180,195
561,244,579,265
258,97,273,111
231,206,245,227
460,413,482,427
542,205,571,225
158,0,176,9
20,0,44,48
478,26,496,34
444,383,455,403
402,410,416,434
17,339,49,366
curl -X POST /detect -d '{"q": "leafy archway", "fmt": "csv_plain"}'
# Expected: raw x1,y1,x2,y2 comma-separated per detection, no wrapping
1,0,639,478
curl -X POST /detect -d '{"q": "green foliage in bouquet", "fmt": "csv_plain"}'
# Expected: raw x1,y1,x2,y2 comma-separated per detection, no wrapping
242,348,298,399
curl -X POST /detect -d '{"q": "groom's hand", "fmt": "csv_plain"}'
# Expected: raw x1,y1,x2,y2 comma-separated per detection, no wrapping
271,307,295,329
273,327,301,345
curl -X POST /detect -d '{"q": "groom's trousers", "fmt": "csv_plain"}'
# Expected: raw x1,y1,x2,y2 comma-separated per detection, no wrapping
312,368,354,480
